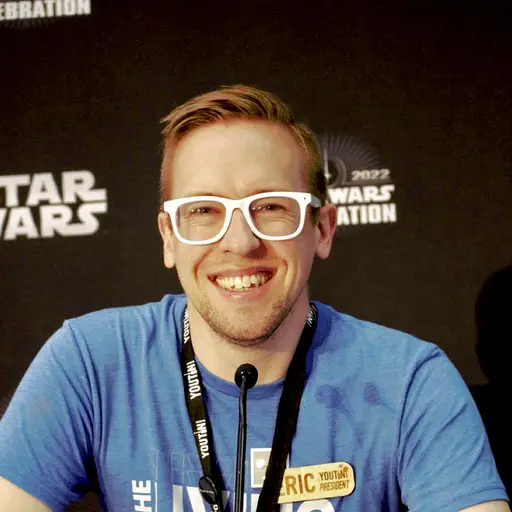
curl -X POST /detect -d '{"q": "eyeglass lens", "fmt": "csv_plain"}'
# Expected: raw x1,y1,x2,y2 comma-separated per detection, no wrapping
176,196,302,241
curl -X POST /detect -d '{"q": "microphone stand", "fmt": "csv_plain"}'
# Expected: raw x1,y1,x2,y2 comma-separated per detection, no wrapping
234,364,258,512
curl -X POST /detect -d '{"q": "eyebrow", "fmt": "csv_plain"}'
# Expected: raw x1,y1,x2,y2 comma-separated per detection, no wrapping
179,187,296,199
180,192,218,198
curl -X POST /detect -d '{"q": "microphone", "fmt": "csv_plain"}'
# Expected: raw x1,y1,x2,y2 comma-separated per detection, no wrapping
234,364,258,512
235,363,259,390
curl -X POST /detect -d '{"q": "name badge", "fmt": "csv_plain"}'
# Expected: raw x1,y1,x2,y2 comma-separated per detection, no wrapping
278,462,355,504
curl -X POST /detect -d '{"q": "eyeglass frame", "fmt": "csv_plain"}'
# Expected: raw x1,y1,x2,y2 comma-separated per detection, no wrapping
163,191,322,246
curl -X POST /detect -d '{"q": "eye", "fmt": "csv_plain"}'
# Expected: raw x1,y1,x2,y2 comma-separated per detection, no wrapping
189,206,215,215
182,201,224,217
251,202,286,212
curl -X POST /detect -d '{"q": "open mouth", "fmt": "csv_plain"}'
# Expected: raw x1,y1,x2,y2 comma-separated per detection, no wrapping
214,272,273,292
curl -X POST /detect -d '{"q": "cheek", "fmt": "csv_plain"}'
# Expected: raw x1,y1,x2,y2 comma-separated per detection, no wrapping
173,244,210,277
297,236,319,273
277,238,315,275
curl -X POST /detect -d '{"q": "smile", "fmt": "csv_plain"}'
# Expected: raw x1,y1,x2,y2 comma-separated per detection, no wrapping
215,272,272,291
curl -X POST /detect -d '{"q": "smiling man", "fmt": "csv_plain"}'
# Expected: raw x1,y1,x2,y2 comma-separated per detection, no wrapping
158,115,334,386
0,85,509,511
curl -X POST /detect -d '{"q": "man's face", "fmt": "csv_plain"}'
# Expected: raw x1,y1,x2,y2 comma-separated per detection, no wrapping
158,120,335,344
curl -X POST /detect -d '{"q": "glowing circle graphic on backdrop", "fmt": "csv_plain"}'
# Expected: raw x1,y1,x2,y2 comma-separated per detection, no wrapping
317,134,383,187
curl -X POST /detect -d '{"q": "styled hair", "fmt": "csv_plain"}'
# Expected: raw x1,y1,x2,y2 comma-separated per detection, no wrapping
159,84,327,211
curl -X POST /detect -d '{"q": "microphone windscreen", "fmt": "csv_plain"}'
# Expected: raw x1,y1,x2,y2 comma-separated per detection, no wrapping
234,363,259,389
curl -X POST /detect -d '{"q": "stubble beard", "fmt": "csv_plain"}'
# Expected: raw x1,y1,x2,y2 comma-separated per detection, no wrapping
194,293,299,347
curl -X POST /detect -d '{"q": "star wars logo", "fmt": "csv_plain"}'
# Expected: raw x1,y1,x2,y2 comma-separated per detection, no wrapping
328,182,397,227
0,170,107,241
319,134,398,227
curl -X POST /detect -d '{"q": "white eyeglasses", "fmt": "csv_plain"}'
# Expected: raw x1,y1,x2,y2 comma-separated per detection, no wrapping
163,191,321,246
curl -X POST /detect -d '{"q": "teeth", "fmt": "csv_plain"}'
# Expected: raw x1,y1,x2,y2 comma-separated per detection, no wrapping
216,273,270,291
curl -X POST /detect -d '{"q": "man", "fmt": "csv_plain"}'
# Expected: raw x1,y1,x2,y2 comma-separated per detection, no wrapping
0,85,508,511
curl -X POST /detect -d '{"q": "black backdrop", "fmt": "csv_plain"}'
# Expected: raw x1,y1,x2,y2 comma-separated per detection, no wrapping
1,1,511,509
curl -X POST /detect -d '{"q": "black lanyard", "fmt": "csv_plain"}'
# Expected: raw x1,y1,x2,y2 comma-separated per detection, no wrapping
181,304,318,511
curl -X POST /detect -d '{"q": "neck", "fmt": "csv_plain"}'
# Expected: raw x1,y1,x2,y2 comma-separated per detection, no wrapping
186,297,310,385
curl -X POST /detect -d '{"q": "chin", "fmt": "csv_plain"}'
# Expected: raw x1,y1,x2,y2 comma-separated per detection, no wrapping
216,325,279,347
198,296,292,345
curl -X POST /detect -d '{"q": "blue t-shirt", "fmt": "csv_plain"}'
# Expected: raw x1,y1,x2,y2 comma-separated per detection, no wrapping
0,294,507,511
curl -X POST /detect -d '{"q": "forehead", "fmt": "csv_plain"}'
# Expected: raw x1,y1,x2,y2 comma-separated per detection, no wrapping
168,120,309,198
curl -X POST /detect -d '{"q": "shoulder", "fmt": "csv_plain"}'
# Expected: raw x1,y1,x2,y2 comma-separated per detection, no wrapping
46,294,187,364
313,301,441,369
67,293,185,338
310,302,462,408
68,293,184,330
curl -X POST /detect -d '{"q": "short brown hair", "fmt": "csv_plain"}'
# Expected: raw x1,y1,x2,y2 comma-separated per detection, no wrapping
159,84,327,211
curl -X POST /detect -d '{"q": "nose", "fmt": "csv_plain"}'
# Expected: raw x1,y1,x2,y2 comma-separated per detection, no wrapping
218,209,261,254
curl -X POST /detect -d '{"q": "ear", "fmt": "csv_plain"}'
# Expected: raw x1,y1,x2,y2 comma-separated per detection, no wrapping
157,211,175,269
315,203,337,259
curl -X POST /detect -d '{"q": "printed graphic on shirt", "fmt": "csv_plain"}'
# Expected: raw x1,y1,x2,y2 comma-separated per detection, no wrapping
132,480,157,512
135,482,339,511
133,449,342,511
251,448,271,488
317,134,397,228
0,170,107,241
